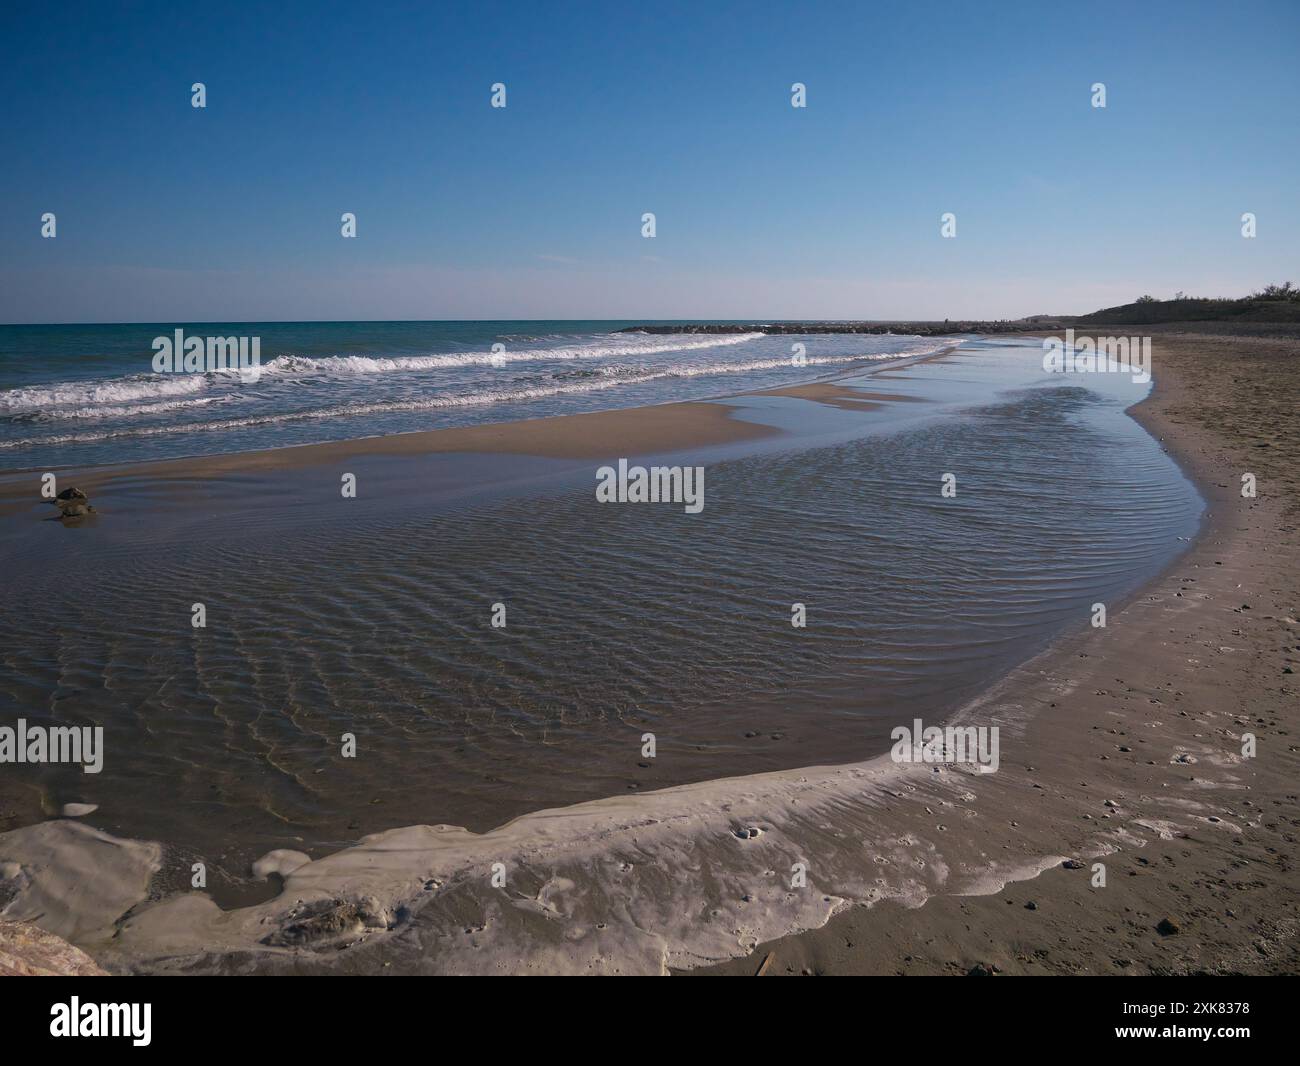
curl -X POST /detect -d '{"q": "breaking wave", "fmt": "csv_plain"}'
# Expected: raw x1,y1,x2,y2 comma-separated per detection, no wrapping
0,373,206,411
259,332,768,375
0,348,932,449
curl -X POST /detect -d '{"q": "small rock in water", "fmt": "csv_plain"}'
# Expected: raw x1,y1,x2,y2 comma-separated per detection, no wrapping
60,803,98,818
50,487,95,517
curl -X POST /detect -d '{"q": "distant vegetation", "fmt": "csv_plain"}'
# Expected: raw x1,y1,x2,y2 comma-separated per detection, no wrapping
1076,283,1300,325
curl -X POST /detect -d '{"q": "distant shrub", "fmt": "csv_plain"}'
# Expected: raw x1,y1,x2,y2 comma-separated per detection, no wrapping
1256,281,1299,302
1080,283,1300,324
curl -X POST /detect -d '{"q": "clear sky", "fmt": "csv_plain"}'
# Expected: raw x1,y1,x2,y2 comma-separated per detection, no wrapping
2,0,1296,323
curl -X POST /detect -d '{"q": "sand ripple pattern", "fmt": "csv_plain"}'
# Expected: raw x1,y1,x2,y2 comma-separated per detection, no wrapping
0,382,1201,877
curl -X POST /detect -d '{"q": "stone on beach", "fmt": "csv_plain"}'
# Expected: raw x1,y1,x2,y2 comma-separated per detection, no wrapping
50,486,95,517
0,919,108,976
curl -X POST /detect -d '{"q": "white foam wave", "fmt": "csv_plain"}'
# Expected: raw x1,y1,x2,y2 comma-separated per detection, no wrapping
0,346,937,449
0,335,766,418
259,333,767,376
0,374,207,411
11,396,228,422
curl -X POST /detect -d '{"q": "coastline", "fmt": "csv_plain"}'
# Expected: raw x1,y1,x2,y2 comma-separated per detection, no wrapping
0,400,777,517
0,343,959,515
691,330,1299,975
1,332,1293,976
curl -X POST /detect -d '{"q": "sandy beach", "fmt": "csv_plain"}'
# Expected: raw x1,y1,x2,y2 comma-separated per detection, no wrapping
694,330,1300,975
4,3,1297,1043
0,341,953,518
2,330,1291,976
0,400,779,516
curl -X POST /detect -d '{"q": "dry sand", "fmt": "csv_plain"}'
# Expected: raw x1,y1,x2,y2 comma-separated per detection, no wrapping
692,331,1299,975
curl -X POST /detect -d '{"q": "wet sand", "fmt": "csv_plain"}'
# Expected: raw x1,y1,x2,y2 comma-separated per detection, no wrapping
0,401,779,515
0,333,1291,976
0,344,958,515
692,331,1300,975
742,382,932,411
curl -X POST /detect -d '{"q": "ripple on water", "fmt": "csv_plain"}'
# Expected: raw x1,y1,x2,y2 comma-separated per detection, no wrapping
0,376,1202,874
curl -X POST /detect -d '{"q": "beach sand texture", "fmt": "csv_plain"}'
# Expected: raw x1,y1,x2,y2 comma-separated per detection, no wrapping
696,330,1300,975
0,332,1294,975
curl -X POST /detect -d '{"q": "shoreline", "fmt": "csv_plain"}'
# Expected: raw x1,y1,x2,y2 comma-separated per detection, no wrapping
1,332,1292,975
0,343,958,515
0,401,777,516
618,323,1037,336
690,330,1299,975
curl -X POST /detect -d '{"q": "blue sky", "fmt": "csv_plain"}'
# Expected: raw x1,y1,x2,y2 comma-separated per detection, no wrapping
2,0,1297,322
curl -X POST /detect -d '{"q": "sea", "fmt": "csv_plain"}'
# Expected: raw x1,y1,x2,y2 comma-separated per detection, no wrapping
0,321,945,471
